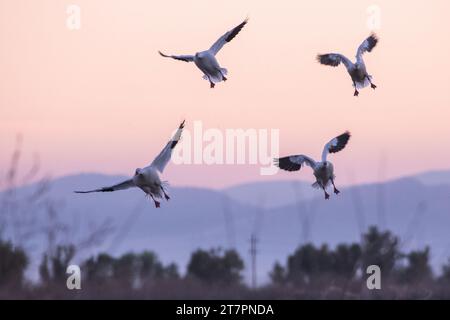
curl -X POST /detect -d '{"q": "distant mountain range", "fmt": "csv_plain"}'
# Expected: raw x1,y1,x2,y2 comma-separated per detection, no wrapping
1,170,450,284
223,179,317,209
415,170,450,187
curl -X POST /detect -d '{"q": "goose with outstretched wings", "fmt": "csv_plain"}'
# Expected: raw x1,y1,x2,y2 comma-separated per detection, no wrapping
274,132,351,199
75,121,185,208
159,18,248,88
317,34,378,96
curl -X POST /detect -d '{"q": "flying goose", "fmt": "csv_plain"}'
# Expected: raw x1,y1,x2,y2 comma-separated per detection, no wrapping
74,121,185,208
274,132,351,199
159,18,248,88
317,34,378,96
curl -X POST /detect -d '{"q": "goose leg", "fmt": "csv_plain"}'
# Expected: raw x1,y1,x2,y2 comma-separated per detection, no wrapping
161,186,170,201
149,194,160,208
320,182,330,199
331,179,340,195
205,74,215,88
208,75,215,88
353,82,359,96
367,76,377,89
220,71,227,81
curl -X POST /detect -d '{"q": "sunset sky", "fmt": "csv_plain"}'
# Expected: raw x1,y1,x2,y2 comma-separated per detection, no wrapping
1,0,449,189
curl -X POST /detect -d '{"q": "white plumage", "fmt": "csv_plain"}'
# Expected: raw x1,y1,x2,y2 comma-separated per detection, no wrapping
274,132,351,199
74,121,185,208
159,18,248,88
317,34,378,96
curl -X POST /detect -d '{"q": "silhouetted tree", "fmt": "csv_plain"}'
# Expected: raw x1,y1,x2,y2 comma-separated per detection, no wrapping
83,250,179,288
39,245,76,285
136,251,179,284
39,254,50,284
162,262,180,280
269,262,286,285
112,252,138,287
398,247,432,283
440,258,450,283
0,240,28,287
284,244,334,285
186,248,244,285
271,228,404,287
333,243,362,278
361,226,400,278
84,253,115,285
139,251,164,280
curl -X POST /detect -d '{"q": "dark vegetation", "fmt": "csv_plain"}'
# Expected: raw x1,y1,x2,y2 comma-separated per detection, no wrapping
1,138,450,299
2,227,450,299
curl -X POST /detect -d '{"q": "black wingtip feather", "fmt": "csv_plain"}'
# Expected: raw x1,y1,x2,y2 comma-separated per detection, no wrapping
170,121,185,149
329,131,351,154
74,187,113,193
366,34,378,52
317,54,340,67
274,157,302,172
225,18,248,43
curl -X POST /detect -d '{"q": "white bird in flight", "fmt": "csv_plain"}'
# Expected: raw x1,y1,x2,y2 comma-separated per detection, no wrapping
158,18,248,88
317,34,378,96
74,121,185,208
274,132,351,200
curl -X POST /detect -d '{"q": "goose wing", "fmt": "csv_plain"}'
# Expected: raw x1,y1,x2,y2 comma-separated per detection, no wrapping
322,131,351,162
209,18,248,55
158,51,194,62
317,53,353,71
356,34,378,61
74,179,135,193
150,120,185,173
274,155,316,172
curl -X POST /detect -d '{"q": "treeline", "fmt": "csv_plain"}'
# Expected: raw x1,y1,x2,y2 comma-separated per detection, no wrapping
2,226,450,299
270,226,433,286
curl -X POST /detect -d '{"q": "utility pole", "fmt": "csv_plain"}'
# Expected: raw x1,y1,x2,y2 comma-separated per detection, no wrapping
250,233,258,289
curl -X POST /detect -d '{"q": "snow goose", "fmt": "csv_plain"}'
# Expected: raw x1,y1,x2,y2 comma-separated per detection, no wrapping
159,18,248,88
274,132,351,199
74,121,185,208
317,34,378,96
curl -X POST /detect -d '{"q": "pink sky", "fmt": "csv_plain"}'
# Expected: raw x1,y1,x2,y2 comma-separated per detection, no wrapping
1,0,449,189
